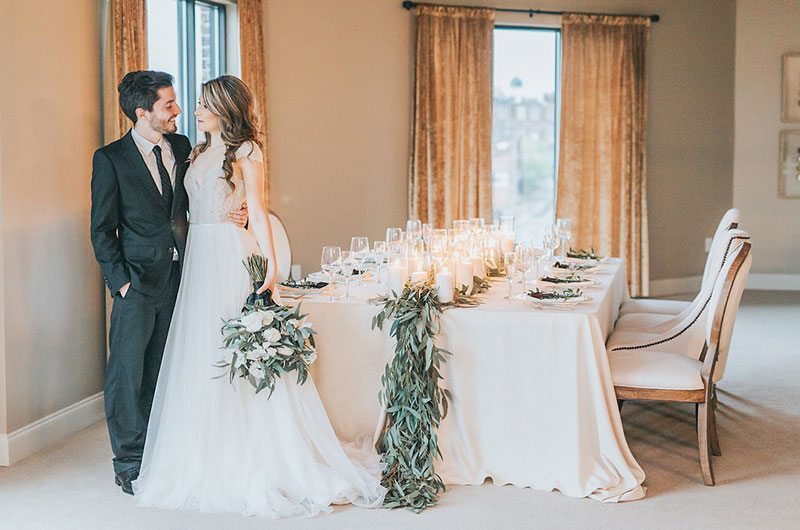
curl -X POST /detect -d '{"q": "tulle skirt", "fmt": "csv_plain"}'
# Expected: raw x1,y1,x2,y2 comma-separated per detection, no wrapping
133,223,386,518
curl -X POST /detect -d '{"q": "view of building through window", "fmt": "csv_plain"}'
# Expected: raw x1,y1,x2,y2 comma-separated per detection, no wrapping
492,27,560,244
147,0,229,142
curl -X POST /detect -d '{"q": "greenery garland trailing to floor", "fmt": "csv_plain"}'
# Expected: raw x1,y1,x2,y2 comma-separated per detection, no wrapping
370,277,488,512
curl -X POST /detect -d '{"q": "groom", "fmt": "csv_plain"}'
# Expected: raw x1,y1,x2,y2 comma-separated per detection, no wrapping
90,71,245,495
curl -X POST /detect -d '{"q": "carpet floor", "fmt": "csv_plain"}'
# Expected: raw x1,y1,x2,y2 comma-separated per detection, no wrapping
1,290,798,529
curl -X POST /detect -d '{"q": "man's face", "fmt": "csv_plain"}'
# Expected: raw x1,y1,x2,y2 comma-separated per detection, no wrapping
143,86,181,134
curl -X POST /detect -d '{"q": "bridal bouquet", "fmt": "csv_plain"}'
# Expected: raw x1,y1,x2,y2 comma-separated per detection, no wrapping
217,255,317,397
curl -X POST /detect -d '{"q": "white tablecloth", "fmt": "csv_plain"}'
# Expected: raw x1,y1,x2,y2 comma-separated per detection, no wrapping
291,260,645,502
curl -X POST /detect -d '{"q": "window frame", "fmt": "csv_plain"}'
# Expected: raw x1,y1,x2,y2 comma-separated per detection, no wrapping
176,0,229,140
490,24,562,241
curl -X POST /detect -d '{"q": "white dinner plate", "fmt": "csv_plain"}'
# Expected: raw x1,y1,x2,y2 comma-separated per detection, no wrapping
536,277,597,289
524,293,593,305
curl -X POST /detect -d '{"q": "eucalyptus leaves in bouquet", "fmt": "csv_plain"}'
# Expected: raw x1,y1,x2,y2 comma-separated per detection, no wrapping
217,254,317,397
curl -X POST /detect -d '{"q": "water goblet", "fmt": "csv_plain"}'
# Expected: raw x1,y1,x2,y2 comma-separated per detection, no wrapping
320,246,341,301
504,251,516,299
350,236,369,285
556,218,573,259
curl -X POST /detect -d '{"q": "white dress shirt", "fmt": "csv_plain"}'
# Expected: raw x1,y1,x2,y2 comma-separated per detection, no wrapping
130,128,180,260
130,127,176,193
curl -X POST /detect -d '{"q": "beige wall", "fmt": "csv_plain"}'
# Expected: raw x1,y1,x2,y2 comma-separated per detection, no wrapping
0,0,106,433
263,0,736,280
734,0,800,276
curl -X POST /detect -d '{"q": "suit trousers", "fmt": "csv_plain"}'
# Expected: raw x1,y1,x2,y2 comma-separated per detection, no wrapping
105,261,180,475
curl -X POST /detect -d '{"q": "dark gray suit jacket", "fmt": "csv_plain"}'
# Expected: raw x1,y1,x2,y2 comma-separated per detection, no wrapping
90,131,191,297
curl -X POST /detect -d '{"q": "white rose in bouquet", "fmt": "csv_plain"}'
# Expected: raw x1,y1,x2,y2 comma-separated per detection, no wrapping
246,344,267,361
262,311,275,326
240,311,267,332
303,351,317,364
248,363,265,381
262,327,282,344
277,346,293,357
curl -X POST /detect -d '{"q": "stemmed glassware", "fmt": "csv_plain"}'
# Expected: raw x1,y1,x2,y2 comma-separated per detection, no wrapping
372,240,387,282
350,236,369,285
504,251,517,299
556,218,573,260
320,246,341,302
340,251,354,299
499,215,514,235
406,220,422,241
516,242,535,294
386,228,404,252
543,224,558,257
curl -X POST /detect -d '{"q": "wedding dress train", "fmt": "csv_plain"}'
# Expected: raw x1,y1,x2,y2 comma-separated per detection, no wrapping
133,141,385,518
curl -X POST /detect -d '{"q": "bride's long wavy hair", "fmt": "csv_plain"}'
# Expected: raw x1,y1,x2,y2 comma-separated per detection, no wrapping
190,75,263,189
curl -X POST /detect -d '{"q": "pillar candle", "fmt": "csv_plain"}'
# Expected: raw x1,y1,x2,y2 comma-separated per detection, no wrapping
435,271,454,303
456,260,473,288
501,234,515,254
388,265,407,295
471,256,484,279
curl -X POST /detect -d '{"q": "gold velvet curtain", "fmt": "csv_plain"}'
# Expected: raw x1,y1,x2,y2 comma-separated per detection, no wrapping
409,5,494,228
102,0,148,142
238,0,271,201
557,14,650,296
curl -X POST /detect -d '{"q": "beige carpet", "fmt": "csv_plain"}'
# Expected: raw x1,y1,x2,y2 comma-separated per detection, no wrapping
1,290,798,529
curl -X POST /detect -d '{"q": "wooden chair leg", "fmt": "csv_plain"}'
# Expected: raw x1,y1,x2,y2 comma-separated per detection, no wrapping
709,395,721,456
697,402,715,486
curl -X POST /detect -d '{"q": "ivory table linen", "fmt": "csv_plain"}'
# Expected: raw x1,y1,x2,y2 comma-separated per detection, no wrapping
295,260,645,502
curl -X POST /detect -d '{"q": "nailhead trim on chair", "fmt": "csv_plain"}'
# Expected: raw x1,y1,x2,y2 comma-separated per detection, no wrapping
611,235,750,352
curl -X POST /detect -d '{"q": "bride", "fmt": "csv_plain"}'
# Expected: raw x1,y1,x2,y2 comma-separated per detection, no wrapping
133,75,386,518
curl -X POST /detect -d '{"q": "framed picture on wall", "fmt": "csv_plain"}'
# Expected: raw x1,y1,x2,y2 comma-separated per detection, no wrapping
782,53,800,122
779,130,800,198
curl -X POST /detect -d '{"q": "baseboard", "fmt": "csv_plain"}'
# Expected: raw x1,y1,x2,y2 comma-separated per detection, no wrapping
746,273,800,290
0,392,104,466
649,276,702,296
648,273,800,296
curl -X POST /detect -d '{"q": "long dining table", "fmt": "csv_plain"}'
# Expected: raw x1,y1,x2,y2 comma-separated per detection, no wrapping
286,258,645,502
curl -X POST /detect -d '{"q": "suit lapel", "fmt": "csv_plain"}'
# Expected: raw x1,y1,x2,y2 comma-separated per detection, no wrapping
121,131,169,214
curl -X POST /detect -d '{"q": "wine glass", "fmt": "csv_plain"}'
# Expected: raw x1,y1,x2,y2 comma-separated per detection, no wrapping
386,227,404,251
504,251,516,299
516,242,534,294
499,215,514,235
321,246,341,301
350,236,369,285
406,219,422,241
543,224,558,257
556,218,573,259
372,240,387,282
340,251,354,299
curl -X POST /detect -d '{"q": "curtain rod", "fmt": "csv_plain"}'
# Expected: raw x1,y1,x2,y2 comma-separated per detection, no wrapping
401,1,660,23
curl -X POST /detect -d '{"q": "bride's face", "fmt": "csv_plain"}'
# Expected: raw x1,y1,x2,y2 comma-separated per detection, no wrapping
195,100,220,134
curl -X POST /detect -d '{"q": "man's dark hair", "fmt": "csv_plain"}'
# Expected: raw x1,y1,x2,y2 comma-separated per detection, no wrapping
118,70,174,123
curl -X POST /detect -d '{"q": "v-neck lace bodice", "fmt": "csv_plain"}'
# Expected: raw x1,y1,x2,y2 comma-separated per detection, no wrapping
185,141,262,224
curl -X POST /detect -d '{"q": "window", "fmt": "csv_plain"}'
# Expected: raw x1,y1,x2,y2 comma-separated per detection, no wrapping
491,27,561,243
147,0,239,141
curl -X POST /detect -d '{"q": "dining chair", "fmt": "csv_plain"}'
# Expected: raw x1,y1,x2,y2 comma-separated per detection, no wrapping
606,230,750,358
619,208,740,316
609,240,752,485
269,209,292,282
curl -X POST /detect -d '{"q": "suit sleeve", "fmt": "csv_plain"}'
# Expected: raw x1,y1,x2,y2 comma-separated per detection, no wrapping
90,149,130,295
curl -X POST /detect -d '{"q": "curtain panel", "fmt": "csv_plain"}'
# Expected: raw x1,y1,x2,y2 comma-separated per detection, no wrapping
557,14,650,296
409,5,494,228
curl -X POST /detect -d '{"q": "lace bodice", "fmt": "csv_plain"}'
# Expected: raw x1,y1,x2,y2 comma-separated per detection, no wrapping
185,141,262,224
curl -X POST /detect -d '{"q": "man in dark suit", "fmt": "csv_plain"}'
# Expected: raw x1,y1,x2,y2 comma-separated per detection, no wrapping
90,71,244,495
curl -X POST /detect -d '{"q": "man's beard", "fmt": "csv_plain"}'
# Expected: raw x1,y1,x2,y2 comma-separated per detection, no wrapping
149,115,178,134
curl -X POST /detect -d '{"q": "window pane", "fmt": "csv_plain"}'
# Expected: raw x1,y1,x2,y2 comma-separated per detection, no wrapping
147,0,183,132
194,2,225,142
492,28,559,243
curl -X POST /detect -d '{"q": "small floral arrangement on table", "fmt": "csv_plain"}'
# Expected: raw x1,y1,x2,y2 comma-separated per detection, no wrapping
539,274,587,284
567,247,602,260
527,288,583,300
553,261,595,271
217,255,317,397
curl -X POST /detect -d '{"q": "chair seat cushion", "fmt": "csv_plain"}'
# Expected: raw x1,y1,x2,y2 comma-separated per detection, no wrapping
614,312,675,332
609,350,704,391
619,298,690,316
606,329,662,351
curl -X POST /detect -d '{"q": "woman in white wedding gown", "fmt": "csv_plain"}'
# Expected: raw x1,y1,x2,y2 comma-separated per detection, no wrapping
133,76,385,518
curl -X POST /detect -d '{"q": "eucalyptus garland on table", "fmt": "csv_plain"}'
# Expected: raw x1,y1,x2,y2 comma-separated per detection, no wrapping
370,276,489,512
